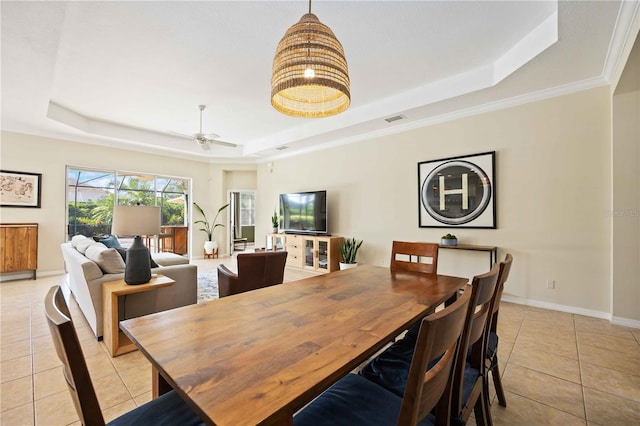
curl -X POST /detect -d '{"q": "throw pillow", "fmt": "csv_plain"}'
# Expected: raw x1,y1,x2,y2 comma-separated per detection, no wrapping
114,247,159,268
70,235,89,248
76,238,97,254
85,244,126,274
93,235,123,249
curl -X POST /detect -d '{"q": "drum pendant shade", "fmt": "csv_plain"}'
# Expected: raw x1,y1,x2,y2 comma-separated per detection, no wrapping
271,11,350,118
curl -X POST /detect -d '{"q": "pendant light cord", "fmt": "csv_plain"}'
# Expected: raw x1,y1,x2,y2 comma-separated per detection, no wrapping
307,0,312,71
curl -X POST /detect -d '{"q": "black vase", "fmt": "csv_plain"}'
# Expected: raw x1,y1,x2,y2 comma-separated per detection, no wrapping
124,236,151,285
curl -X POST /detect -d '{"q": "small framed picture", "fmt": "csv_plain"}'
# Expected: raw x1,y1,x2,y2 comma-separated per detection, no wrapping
418,151,496,228
0,170,42,208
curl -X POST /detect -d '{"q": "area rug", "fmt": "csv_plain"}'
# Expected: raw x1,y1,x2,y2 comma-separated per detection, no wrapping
197,270,219,303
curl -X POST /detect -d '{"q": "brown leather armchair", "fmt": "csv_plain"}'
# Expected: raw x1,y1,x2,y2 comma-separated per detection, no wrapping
217,251,288,297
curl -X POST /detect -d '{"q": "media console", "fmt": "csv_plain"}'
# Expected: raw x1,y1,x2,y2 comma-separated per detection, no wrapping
266,233,344,274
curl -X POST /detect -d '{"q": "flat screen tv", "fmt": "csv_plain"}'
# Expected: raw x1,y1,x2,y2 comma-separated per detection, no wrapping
279,190,328,235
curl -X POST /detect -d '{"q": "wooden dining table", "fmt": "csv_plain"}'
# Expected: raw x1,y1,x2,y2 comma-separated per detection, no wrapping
120,265,468,426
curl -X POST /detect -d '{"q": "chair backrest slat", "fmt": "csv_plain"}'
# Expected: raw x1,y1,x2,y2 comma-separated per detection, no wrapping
390,241,439,274
44,286,105,426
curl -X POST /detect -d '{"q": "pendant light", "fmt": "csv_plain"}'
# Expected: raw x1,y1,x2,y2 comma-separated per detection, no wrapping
271,0,350,118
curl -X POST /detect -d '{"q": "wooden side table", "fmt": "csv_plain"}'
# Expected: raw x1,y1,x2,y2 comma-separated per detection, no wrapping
102,274,175,357
438,243,498,269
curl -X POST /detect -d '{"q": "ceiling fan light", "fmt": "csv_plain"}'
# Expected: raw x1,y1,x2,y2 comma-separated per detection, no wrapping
271,12,350,118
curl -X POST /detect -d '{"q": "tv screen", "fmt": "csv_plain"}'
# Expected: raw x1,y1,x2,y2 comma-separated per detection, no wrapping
279,191,328,235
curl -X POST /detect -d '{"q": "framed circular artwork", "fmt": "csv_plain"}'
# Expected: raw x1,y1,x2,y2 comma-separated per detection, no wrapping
418,151,496,228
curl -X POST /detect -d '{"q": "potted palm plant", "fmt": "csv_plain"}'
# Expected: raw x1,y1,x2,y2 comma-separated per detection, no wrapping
194,202,229,254
339,238,363,270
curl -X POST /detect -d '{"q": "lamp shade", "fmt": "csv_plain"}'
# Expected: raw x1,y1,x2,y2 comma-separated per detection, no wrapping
111,205,160,285
111,205,161,237
271,12,350,118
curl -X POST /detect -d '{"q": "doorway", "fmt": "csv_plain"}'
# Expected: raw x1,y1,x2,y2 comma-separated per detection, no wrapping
228,190,256,254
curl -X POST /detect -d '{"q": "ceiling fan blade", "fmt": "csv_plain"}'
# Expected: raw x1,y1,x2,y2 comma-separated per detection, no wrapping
167,130,194,140
170,106,236,151
209,139,238,148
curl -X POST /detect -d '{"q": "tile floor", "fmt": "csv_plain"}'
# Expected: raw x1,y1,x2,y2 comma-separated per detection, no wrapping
1,257,639,425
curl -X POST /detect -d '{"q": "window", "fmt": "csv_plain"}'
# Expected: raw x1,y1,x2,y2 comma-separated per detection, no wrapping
239,192,255,226
67,167,189,239
67,169,116,238
157,177,188,226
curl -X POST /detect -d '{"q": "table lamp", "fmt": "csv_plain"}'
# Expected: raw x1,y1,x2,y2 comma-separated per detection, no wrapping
111,205,161,285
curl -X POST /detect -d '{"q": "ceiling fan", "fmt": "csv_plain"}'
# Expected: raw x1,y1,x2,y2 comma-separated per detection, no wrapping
172,105,237,150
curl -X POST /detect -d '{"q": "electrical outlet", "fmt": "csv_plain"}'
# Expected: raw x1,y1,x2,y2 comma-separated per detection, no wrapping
546,279,555,289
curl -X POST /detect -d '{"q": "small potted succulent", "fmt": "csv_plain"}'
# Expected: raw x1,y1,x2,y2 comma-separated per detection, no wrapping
440,233,458,246
339,238,363,270
271,210,279,233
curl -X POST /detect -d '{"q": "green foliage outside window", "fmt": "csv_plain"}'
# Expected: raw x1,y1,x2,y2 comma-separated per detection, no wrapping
67,168,188,238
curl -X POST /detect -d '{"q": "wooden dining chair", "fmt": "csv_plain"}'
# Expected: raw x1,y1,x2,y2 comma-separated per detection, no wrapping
450,263,501,426
217,251,287,297
44,285,205,426
484,253,513,408
359,264,500,426
294,286,472,426
390,240,439,274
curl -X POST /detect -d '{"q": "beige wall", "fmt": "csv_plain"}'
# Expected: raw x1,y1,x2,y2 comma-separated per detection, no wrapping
612,32,640,323
0,85,631,322
223,170,257,191
257,86,613,317
0,131,253,275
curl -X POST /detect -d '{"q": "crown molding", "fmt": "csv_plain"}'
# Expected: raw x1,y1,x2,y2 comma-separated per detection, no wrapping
604,0,640,89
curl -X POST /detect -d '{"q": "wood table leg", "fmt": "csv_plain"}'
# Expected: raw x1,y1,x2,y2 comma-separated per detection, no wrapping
152,366,172,398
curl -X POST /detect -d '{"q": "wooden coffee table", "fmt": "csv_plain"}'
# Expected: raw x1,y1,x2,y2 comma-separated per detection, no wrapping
102,274,175,357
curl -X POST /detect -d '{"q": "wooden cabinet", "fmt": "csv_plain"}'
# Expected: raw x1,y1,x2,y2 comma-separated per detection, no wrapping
265,233,286,252
301,235,343,273
267,233,343,273
0,223,38,279
278,234,342,273
160,226,188,255
284,234,304,268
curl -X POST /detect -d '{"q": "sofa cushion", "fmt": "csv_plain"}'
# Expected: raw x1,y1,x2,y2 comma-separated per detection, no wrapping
153,252,189,267
85,244,126,274
93,235,123,249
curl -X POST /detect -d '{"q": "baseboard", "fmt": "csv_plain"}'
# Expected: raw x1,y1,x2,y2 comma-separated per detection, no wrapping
611,316,640,329
502,295,640,328
0,269,66,282
501,294,611,320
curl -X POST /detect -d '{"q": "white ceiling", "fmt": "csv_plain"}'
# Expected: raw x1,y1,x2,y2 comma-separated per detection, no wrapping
1,1,638,163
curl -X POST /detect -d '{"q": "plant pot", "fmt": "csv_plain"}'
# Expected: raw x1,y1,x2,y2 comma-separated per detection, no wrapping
339,262,358,270
440,238,458,246
272,227,278,233
204,240,217,254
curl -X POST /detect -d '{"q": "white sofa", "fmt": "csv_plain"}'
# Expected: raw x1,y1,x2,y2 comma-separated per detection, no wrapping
61,235,197,339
